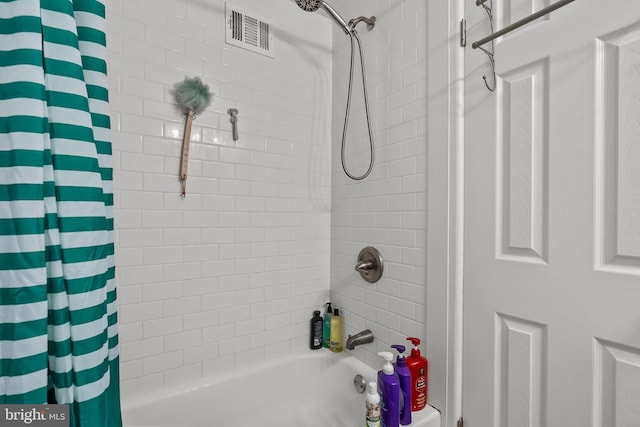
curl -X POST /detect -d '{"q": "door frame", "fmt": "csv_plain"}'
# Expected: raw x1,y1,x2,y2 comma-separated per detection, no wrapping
426,0,465,426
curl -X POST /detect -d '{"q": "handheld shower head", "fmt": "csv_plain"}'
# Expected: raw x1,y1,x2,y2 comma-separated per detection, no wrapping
295,0,322,12
295,0,351,34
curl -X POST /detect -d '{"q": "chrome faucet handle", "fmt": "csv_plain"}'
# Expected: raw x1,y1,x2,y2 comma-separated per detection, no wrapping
355,247,383,283
355,261,374,272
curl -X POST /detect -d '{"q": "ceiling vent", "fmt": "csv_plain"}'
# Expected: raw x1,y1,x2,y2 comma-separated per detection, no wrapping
225,3,274,58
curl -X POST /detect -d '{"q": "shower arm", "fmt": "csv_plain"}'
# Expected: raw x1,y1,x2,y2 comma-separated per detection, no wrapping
319,5,377,34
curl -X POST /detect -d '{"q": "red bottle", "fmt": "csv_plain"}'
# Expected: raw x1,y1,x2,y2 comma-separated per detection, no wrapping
406,337,428,411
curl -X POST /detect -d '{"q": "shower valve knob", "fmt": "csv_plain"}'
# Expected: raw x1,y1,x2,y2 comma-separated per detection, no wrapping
355,261,374,272
355,247,383,283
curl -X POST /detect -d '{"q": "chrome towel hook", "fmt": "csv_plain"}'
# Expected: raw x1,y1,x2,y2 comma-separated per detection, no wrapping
472,0,577,92
227,108,239,141
476,0,496,92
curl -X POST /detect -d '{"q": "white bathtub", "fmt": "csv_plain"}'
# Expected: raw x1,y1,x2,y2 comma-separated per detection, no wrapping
122,350,441,427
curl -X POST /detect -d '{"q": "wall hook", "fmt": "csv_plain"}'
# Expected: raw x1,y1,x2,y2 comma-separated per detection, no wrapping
477,0,496,92
227,108,239,141
479,45,496,92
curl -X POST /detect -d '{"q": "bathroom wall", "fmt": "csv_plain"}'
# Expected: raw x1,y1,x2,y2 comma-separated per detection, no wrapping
329,0,428,366
105,0,333,398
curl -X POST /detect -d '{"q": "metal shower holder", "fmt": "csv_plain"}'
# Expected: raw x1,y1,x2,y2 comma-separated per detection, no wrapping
355,246,383,283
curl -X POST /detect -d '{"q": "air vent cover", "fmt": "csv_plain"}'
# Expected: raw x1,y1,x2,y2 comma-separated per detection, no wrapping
225,3,274,58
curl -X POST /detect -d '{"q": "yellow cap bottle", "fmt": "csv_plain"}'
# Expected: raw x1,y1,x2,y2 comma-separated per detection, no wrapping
329,308,343,352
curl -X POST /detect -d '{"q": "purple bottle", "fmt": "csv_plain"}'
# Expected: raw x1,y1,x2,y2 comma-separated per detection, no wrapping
377,352,400,427
391,345,412,426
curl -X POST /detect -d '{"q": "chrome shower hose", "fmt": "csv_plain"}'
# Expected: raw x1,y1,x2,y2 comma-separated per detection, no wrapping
341,28,374,181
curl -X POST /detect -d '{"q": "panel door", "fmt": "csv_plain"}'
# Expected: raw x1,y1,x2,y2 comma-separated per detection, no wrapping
463,1,640,426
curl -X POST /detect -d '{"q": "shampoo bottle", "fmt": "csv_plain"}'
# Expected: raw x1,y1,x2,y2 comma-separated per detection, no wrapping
377,351,400,427
329,308,342,352
406,337,428,411
309,310,323,350
391,345,412,426
365,381,381,427
322,302,332,348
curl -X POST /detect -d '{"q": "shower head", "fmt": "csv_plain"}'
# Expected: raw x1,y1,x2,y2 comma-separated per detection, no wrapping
295,0,322,12
295,0,351,34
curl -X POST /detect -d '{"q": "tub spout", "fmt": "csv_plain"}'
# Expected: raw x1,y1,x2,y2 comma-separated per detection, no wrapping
346,329,374,350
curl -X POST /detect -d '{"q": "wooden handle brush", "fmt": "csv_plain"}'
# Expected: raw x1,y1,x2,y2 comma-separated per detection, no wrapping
172,77,212,197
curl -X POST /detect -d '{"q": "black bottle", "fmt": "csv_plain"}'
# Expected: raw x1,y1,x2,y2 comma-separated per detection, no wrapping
310,310,323,350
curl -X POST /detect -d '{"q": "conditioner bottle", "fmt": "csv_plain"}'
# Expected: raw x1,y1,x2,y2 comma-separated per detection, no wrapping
329,308,342,352
406,337,428,411
377,352,400,427
391,345,412,426
322,302,332,348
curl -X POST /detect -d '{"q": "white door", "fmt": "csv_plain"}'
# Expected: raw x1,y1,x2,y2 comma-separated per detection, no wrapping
463,0,640,426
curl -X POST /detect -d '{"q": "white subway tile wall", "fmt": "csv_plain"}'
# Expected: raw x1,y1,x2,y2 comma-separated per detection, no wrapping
109,0,428,398
329,0,428,367
107,0,333,399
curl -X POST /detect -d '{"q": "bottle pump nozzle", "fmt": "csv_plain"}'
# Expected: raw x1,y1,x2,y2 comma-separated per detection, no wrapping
377,351,394,375
407,337,421,347
407,337,422,357
391,344,406,355
391,344,407,367
325,302,332,313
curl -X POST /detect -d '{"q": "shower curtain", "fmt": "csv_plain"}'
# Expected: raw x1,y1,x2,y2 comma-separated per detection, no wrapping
0,0,121,426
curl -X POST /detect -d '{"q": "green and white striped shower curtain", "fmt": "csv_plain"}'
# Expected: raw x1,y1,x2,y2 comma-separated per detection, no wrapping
0,1,121,425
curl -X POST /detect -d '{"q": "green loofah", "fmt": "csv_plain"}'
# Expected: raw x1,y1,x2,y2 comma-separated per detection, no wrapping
173,76,212,115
